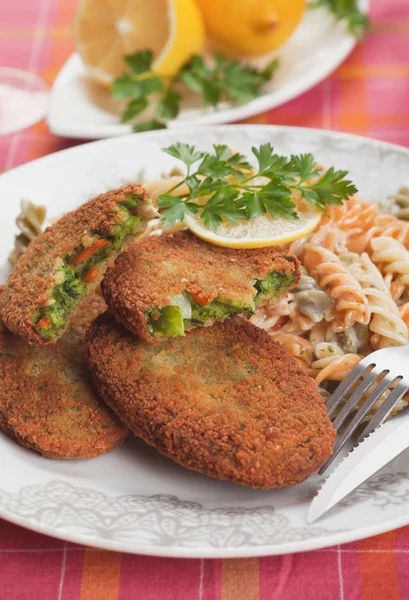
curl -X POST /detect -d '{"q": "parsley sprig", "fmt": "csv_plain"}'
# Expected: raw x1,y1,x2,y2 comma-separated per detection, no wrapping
112,51,279,133
309,0,369,38
158,143,357,231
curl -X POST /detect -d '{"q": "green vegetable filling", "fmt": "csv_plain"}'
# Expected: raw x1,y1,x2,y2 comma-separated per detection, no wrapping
254,271,295,299
147,270,295,337
33,195,142,340
148,306,185,336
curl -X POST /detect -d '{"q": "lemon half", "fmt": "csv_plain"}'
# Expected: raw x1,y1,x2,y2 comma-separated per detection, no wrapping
184,207,321,249
74,0,205,84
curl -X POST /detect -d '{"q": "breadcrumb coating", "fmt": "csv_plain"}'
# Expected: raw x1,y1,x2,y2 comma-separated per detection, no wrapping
102,230,300,342
1,185,154,345
0,296,127,459
86,315,334,488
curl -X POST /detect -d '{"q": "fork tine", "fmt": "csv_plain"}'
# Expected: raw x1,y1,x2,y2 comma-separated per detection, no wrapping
357,380,409,443
325,360,374,418
319,375,395,475
331,369,385,431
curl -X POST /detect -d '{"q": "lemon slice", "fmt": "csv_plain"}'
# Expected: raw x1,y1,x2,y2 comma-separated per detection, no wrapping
74,0,205,85
184,207,321,248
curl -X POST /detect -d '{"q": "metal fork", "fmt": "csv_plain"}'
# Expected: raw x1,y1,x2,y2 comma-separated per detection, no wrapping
319,344,409,475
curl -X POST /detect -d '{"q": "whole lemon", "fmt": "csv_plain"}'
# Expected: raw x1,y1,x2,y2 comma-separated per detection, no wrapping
195,0,305,58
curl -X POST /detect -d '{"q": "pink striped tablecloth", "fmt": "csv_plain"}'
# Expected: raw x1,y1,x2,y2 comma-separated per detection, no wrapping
1,0,409,598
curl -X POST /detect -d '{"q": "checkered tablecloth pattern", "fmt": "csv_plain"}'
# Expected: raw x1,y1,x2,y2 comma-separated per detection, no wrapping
1,0,409,598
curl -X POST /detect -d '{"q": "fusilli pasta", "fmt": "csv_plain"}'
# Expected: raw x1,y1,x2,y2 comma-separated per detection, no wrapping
302,229,370,332
9,199,47,264
306,322,362,385
329,197,409,254
342,251,409,348
370,236,409,302
313,353,361,386
399,302,409,329
269,332,314,370
379,186,409,221
221,183,409,416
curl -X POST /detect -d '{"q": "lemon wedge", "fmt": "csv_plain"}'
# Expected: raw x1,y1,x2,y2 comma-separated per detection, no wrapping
184,205,321,249
74,0,205,85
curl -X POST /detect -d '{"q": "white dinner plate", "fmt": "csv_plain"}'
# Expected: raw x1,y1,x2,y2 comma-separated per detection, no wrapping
47,2,369,140
1,125,409,558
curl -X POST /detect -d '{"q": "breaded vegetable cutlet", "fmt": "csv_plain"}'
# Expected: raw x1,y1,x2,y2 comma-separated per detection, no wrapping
86,315,334,488
1,184,157,345
0,295,127,459
102,230,299,342
0,287,13,437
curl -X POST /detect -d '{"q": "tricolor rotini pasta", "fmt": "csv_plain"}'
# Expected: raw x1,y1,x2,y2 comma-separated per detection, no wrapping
379,185,409,221
342,251,409,348
9,199,47,265
251,192,409,403
370,236,409,303
329,197,409,254
301,225,370,332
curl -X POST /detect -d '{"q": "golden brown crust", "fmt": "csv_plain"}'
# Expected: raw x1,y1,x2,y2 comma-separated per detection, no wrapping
0,286,12,434
0,296,127,459
102,230,300,342
86,315,334,488
1,184,151,346
65,294,107,343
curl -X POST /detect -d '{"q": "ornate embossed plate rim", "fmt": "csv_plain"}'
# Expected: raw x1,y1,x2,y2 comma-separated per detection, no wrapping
2,477,409,558
1,124,409,557
0,473,409,558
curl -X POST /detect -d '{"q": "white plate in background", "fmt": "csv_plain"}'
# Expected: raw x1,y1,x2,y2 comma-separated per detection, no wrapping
47,2,369,139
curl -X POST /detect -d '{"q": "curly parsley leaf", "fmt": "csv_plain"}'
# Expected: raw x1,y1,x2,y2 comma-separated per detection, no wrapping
180,54,280,107
157,194,199,227
157,142,357,231
252,144,288,177
196,145,252,179
112,51,280,132
288,154,319,182
178,55,210,93
238,184,299,221
163,143,204,168
157,88,182,120
112,73,163,102
120,98,149,123
257,183,300,220
300,167,358,208
112,75,142,100
201,187,243,231
238,192,266,220
125,50,153,75
213,145,252,170
309,0,369,38
132,120,166,133
195,176,225,197
221,57,278,103
261,58,281,81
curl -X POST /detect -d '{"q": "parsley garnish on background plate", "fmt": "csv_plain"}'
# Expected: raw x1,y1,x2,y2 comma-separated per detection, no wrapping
112,51,280,133
157,143,357,231
111,2,368,133
309,0,369,38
